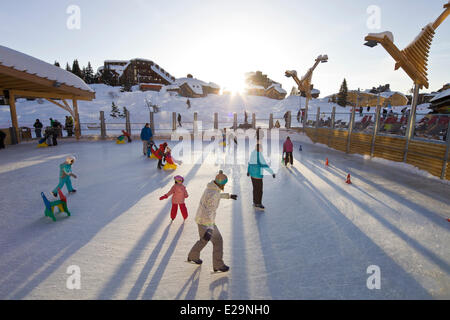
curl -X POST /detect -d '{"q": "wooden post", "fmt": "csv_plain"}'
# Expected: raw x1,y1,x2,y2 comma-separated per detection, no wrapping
72,99,81,140
252,113,256,129
347,106,356,153
150,112,155,135
194,112,198,135
287,111,291,129
125,109,131,134
172,112,177,131
315,107,320,129
100,111,106,139
403,83,420,162
214,113,218,130
233,113,237,131
441,119,450,180
331,106,336,129
371,105,382,157
303,98,309,128
269,113,273,130
8,91,19,144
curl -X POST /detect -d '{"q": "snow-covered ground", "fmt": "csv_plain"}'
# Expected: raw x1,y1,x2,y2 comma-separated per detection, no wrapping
0,132,449,300
0,84,431,133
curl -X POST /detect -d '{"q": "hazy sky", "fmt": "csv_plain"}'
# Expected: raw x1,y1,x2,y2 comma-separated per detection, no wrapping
1,0,449,96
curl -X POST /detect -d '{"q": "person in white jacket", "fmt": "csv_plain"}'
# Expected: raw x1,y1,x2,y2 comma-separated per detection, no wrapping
187,170,237,273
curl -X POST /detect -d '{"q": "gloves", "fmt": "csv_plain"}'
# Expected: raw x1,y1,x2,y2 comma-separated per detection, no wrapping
203,228,213,241
273,174,276,179
71,173,77,179
159,195,168,200
247,172,250,177
230,194,238,200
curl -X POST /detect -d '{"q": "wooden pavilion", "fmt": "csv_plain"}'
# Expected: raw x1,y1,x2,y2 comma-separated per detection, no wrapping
0,45,95,143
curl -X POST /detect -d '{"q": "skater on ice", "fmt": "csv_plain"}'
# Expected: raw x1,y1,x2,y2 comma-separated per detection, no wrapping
159,175,189,222
283,136,294,166
140,123,153,156
52,156,77,197
187,170,238,273
247,144,275,210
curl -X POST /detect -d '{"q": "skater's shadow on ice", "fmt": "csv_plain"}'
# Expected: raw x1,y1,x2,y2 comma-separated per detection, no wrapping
141,223,185,299
127,224,172,300
175,266,201,300
209,276,229,300
302,159,450,279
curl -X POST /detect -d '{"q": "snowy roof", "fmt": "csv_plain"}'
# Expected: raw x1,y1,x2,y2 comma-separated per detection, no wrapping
0,45,94,92
311,88,320,95
104,60,129,64
246,83,265,90
430,88,450,102
174,77,219,95
367,31,394,43
266,84,287,94
151,64,175,84
107,62,130,77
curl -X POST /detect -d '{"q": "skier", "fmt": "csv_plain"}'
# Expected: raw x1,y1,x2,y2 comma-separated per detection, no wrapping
283,136,294,166
33,119,43,138
247,144,275,210
52,156,77,197
178,113,182,127
186,99,191,109
140,123,153,156
159,175,189,222
187,170,238,273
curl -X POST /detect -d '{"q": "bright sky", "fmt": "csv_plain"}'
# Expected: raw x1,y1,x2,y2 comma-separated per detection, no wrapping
1,0,449,96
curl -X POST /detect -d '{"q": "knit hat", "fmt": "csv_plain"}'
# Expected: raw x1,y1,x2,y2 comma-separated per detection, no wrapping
66,156,76,164
214,170,228,186
174,175,184,183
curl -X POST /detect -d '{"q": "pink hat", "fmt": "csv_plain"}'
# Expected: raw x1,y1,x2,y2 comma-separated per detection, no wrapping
174,175,184,183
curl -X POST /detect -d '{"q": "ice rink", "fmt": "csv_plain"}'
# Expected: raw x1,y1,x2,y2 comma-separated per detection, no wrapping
0,131,449,299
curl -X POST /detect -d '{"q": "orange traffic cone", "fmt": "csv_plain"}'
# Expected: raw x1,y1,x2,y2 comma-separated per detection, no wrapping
345,173,352,184
325,158,329,166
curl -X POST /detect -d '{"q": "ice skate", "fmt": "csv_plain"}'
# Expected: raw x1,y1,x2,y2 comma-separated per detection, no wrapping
212,265,229,273
186,258,203,265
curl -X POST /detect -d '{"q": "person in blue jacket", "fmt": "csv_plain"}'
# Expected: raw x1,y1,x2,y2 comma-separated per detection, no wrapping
140,123,153,156
52,156,77,196
247,144,275,210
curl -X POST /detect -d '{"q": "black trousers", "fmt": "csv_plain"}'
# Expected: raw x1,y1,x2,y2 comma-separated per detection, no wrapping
284,152,293,165
251,177,263,205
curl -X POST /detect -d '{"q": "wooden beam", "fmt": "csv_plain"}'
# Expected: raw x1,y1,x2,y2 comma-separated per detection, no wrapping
72,99,81,140
45,98,74,117
8,91,20,143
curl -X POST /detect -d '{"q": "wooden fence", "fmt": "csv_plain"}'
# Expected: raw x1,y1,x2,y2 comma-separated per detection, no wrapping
304,126,450,181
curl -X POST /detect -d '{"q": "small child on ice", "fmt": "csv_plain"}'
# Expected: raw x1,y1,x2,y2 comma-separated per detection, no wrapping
160,175,189,221
52,156,77,196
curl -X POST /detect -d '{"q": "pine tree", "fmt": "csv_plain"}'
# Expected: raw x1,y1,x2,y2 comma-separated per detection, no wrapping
54,61,61,67
85,62,94,84
110,102,120,118
72,59,82,78
102,67,114,86
66,63,72,72
337,78,348,107
119,106,128,119
81,67,87,82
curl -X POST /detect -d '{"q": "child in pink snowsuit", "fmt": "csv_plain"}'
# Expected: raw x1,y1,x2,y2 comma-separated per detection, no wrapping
283,136,294,166
160,175,189,221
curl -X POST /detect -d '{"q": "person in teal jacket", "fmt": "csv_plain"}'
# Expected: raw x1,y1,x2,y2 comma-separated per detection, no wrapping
52,156,77,196
247,144,275,209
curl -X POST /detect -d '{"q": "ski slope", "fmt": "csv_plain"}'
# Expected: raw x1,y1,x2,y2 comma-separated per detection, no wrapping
0,132,449,300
